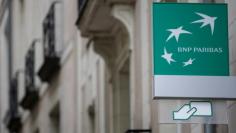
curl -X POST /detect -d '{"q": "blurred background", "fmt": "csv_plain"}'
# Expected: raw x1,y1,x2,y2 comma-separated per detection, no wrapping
0,0,235,133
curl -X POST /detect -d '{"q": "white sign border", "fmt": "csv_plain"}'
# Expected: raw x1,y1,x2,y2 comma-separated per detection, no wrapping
153,75,236,99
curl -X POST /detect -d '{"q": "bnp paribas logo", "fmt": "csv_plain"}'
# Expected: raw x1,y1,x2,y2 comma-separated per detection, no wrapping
162,12,217,66
153,3,229,76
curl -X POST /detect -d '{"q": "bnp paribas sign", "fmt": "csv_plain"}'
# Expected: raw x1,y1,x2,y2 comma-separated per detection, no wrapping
153,3,236,99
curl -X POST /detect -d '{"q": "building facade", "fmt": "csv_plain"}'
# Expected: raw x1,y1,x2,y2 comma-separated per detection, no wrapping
0,0,235,133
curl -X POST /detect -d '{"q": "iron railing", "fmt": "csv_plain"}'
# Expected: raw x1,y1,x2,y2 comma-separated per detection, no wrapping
125,129,152,133
5,76,22,133
78,0,88,13
25,42,35,91
9,77,18,117
38,2,61,82
43,4,56,58
76,0,88,23
20,41,39,110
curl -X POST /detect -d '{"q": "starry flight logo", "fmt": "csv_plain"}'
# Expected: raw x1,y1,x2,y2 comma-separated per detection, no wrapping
161,12,217,67
153,3,228,76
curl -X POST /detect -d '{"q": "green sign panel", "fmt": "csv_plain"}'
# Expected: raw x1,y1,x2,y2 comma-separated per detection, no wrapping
153,3,229,76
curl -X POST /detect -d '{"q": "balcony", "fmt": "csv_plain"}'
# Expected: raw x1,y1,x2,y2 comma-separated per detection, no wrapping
5,77,22,133
38,3,61,82
20,42,39,110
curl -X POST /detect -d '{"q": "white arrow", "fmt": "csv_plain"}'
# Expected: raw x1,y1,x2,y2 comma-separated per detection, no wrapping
183,58,195,67
166,26,192,43
192,12,217,35
161,48,176,64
